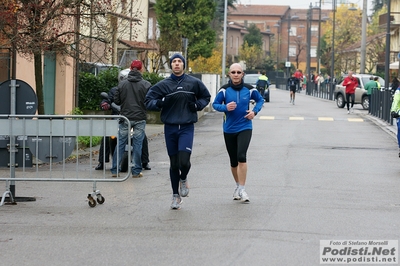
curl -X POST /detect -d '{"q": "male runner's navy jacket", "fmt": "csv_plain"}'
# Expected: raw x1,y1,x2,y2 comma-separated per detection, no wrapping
145,74,211,125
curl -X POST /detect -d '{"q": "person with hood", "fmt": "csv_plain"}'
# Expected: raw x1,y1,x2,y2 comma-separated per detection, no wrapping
212,63,264,203
145,53,211,210
111,60,151,178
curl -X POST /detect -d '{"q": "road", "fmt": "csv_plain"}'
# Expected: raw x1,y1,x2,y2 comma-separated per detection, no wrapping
1,88,400,266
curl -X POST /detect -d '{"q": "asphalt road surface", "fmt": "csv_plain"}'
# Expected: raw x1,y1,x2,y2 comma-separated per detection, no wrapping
1,88,399,266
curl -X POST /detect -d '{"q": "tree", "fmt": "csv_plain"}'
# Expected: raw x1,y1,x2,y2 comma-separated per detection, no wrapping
155,0,216,64
371,0,387,15
368,6,387,36
243,24,263,48
0,0,137,114
239,41,263,70
320,4,363,76
190,43,223,73
212,0,237,35
293,36,307,69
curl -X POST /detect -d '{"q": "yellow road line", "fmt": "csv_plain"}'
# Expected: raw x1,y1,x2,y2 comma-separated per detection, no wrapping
259,116,275,120
347,118,364,122
318,117,334,121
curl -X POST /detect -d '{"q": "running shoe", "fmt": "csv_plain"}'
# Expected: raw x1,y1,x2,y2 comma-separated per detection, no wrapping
233,187,241,200
179,179,189,197
239,189,250,203
351,107,354,113
171,194,182,210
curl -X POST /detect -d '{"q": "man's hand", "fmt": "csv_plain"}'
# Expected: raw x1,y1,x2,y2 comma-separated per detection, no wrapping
101,102,110,110
156,99,164,108
188,102,197,113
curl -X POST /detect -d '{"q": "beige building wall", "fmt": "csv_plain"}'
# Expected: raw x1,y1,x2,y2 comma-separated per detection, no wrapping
15,53,75,115
55,56,75,115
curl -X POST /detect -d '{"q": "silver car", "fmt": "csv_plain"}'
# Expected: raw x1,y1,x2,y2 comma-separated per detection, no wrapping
334,74,384,110
244,73,270,102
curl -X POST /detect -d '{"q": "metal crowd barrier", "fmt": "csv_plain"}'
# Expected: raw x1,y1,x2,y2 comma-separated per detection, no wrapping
0,114,131,208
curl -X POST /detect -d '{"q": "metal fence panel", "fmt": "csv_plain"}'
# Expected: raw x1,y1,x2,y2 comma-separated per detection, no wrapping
0,114,131,208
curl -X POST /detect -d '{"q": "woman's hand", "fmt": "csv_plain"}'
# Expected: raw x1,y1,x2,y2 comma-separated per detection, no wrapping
226,101,237,111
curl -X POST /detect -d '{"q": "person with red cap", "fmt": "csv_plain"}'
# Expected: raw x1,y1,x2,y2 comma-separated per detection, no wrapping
145,53,211,210
111,60,151,178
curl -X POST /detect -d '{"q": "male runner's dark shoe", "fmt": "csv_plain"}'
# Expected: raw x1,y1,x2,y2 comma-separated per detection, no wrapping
95,162,103,170
142,163,151,170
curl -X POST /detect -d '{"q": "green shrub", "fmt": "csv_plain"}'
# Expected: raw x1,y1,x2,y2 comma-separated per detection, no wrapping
78,68,165,112
78,68,119,111
78,136,102,147
143,72,165,85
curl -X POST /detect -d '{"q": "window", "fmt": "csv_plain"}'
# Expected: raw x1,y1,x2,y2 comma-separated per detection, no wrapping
289,46,296,57
289,26,297,36
148,18,153,40
311,26,318,37
311,46,317,57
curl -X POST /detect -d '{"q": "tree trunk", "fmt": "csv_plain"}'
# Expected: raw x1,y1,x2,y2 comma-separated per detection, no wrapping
34,53,44,114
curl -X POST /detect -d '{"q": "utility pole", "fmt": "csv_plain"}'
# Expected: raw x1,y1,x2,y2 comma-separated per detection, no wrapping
360,0,367,73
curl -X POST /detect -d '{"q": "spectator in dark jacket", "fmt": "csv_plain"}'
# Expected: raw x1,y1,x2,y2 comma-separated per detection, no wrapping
110,60,151,178
95,86,118,170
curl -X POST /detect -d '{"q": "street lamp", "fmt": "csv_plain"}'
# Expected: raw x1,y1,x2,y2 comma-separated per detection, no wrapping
221,0,228,85
273,22,281,71
287,12,299,78
330,0,336,99
360,0,367,73
306,2,313,95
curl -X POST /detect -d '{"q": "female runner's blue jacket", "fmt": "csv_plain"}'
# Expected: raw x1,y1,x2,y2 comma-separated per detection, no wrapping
212,81,264,134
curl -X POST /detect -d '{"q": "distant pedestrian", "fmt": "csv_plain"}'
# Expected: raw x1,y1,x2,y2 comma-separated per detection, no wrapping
302,75,307,90
96,86,118,171
145,53,211,210
364,76,376,113
255,71,270,102
343,71,358,114
374,76,381,90
287,73,299,105
391,77,399,95
212,63,264,203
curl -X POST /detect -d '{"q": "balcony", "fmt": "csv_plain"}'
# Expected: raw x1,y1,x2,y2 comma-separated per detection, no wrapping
379,13,400,29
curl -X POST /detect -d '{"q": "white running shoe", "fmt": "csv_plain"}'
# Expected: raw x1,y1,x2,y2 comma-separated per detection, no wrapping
239,189,250,203
179,179,189,197
170,194,182,210
351,107,354,113
233,187,241,200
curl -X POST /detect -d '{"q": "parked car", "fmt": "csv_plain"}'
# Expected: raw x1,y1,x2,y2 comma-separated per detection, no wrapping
243,74,270,102
334,74,384,110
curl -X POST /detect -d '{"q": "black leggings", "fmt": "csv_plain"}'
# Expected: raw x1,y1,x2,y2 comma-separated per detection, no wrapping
223,129,252,167
169,151,191,195
346,93,355,110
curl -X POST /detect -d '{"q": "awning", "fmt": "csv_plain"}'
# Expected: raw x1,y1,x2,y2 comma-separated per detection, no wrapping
118,40,157,51
390,61,399,70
